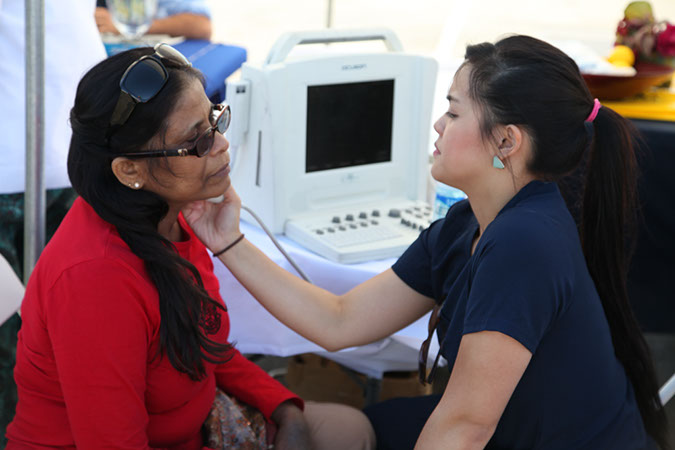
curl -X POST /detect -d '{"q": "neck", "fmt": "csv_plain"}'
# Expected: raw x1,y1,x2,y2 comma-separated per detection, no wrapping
466,174,535,236
157,205,185,242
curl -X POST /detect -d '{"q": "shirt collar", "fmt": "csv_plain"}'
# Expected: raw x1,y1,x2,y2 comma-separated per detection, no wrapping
495,180,558,220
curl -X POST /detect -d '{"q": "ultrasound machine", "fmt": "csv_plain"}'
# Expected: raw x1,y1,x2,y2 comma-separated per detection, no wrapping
225,29,438,263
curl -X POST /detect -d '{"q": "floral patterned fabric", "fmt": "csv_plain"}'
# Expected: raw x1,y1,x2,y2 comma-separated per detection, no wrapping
203,388,271,450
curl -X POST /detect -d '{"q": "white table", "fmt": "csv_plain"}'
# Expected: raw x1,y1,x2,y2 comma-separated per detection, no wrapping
211,220,439,379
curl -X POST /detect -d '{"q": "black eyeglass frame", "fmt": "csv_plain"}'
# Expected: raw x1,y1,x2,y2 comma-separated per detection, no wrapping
118,103,231,159
108,43,192,131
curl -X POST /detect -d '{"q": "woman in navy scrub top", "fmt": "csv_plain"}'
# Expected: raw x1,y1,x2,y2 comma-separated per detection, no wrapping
183,35,669,449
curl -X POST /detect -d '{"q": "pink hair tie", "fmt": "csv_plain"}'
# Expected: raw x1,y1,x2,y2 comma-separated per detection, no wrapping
585,98,602,123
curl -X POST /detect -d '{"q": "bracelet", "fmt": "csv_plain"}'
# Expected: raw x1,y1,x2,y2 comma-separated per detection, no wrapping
212,234,245,257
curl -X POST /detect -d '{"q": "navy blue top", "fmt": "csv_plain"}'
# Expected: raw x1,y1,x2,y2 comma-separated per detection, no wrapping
393,181,652,449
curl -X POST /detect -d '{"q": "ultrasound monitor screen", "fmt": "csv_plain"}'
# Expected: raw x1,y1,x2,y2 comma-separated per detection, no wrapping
306,79,394,173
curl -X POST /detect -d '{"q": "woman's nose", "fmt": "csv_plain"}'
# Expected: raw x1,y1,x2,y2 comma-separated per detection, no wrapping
211,131,229,155
433,116,445,135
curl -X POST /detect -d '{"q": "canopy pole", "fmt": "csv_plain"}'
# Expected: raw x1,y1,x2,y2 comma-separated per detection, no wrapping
24,0,46,283
326,0,334,28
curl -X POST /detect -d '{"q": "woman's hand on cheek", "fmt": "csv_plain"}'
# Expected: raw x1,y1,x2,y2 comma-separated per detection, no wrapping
182,187,242,252
270,401,311,450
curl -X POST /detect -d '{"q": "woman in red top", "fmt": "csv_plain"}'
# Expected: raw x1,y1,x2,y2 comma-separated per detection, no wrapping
6,45,374,449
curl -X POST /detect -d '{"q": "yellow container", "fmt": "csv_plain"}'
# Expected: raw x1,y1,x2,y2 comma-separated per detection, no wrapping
603,88,675,122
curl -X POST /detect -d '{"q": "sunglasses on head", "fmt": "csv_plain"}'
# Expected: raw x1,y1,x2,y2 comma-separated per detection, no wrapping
118,102,231,159
108,43,192,131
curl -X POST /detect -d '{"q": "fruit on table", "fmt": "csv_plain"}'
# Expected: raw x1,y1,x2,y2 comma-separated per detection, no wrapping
624,1,654,22
615,1,657,57
607,45,636,67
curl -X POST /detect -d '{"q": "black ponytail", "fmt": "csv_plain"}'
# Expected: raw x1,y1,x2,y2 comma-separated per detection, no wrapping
464,35,669,448
68,48,232,381
582,106,668,447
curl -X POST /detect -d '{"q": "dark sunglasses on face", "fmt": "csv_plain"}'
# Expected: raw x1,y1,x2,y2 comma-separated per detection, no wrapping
118,102,231,159
108,43,192,131
418,302,443,384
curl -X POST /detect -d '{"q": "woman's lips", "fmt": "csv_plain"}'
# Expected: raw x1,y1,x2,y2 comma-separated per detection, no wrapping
211,163,230,178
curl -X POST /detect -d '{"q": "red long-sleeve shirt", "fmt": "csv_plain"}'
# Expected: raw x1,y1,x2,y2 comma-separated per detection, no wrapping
7,198,301,449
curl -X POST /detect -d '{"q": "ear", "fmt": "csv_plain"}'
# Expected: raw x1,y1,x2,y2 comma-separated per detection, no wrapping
111,157,147,190
496,124,525,160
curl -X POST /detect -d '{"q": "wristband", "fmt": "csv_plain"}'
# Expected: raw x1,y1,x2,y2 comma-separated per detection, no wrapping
212,234,245,257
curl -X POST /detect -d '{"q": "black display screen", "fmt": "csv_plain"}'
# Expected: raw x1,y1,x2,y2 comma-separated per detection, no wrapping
306,79,394,173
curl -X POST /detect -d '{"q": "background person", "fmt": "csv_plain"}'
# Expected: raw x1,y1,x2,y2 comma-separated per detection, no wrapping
0,0,107,444
182,35,669,449
6,45,374,449
96,0,212,40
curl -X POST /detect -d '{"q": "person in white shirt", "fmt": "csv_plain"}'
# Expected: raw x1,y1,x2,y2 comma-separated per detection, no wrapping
0,0,106,443
95,0,212,40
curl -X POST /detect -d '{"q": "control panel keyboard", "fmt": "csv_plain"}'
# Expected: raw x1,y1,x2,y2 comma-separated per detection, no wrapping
284,200,433,263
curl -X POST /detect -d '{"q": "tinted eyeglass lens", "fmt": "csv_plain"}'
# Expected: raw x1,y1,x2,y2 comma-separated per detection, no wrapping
195,108,231,156
195,131,216,156
121,57,168,102
216,107,231,134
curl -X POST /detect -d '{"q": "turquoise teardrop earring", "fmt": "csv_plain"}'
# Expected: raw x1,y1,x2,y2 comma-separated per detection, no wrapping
492,156,505,169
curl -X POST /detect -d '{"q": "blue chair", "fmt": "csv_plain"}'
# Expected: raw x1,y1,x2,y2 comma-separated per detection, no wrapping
174,40,247,103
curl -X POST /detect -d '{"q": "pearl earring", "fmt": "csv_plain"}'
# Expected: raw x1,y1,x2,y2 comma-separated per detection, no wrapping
134,182,141,189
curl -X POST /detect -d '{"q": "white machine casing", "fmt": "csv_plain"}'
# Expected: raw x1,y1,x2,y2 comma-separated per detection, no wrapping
227,29,438,262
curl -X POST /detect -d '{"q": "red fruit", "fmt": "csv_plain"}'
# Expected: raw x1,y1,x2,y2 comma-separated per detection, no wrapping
617,19,630,36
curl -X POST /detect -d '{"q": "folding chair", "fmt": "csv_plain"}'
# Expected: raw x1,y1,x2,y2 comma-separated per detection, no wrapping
0,254,23,325
660,372,675,406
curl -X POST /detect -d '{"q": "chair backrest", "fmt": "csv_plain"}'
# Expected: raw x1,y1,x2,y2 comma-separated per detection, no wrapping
659,372,675,406
0,254,24,325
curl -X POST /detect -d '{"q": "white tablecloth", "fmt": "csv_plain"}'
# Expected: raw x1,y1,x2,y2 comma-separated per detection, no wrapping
211,220,439,378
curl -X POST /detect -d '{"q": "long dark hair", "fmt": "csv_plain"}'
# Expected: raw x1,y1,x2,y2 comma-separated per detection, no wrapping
68,47,232,381
463,35,668,448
